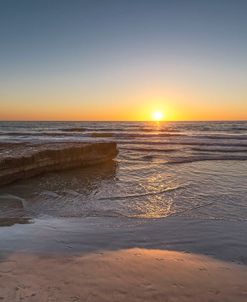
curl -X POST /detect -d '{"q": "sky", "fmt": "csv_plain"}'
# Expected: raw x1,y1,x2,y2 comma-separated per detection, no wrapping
0,0,246,121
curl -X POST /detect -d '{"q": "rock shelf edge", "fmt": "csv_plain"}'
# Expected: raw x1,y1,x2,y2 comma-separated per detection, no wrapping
0,142,118,186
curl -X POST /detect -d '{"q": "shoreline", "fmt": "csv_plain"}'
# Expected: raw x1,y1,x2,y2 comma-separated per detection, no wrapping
0,216,247,265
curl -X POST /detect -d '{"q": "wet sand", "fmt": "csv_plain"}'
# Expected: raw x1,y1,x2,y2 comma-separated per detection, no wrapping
0,210,247,301
0,248,247,302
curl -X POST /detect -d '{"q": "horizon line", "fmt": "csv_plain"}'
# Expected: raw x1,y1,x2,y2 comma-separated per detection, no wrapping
0,119,246,123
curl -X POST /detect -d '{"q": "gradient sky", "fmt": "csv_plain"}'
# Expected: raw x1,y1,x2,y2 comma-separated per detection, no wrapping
0,0,246,121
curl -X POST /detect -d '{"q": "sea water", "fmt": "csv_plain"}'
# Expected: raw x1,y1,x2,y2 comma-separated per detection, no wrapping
0,121,247,263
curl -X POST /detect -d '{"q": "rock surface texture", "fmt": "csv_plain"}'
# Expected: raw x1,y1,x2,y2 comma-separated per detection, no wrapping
0,142,118,186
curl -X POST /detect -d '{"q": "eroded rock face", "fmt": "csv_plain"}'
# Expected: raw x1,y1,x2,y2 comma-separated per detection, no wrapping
0,142,118,186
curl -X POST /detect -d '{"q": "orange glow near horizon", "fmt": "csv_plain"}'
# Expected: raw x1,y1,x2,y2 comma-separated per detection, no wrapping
1,106,246,122
0,95,246,121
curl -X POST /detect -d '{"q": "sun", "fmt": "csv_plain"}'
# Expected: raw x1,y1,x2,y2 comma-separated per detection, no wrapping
152,111,164,122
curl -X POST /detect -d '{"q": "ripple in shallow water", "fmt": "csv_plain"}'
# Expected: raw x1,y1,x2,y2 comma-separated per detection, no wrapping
0,159,246,222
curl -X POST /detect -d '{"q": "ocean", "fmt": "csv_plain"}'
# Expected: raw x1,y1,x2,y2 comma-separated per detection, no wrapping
0,121,247,263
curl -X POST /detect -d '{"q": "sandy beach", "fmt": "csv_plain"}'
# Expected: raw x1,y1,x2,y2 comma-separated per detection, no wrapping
0,122,246,302
0,248,247,302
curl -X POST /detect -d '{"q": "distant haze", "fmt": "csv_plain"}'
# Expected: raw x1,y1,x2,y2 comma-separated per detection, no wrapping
0,0,246,121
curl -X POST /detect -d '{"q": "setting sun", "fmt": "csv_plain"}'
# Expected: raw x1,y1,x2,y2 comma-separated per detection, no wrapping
152,111,164,121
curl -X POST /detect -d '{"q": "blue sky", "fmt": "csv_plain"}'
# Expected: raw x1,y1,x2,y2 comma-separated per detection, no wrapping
0,0,246,120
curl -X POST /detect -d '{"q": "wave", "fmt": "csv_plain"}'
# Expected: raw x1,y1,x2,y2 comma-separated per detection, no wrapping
191,147,247,153
57,126,183,134
179,124,247,132
140,127,182,133
60,127,132,132
91,133,114,138
123,133,185,138
0,131,79,137
70,132,245,140
120,146,247,154
120,147,178,152
192,135,247,140
98,185,185,201
0,131,187,140
167,155,247,164
119,140,247,147
60,128,86,132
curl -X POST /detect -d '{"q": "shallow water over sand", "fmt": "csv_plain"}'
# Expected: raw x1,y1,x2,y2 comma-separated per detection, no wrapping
0,160,246,221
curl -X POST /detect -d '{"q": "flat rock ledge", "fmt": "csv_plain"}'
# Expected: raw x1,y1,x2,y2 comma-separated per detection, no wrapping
0,142,118,186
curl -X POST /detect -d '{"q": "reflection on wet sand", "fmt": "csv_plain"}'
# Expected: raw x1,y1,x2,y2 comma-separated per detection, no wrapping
0,161,117,225
0,248,246,302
